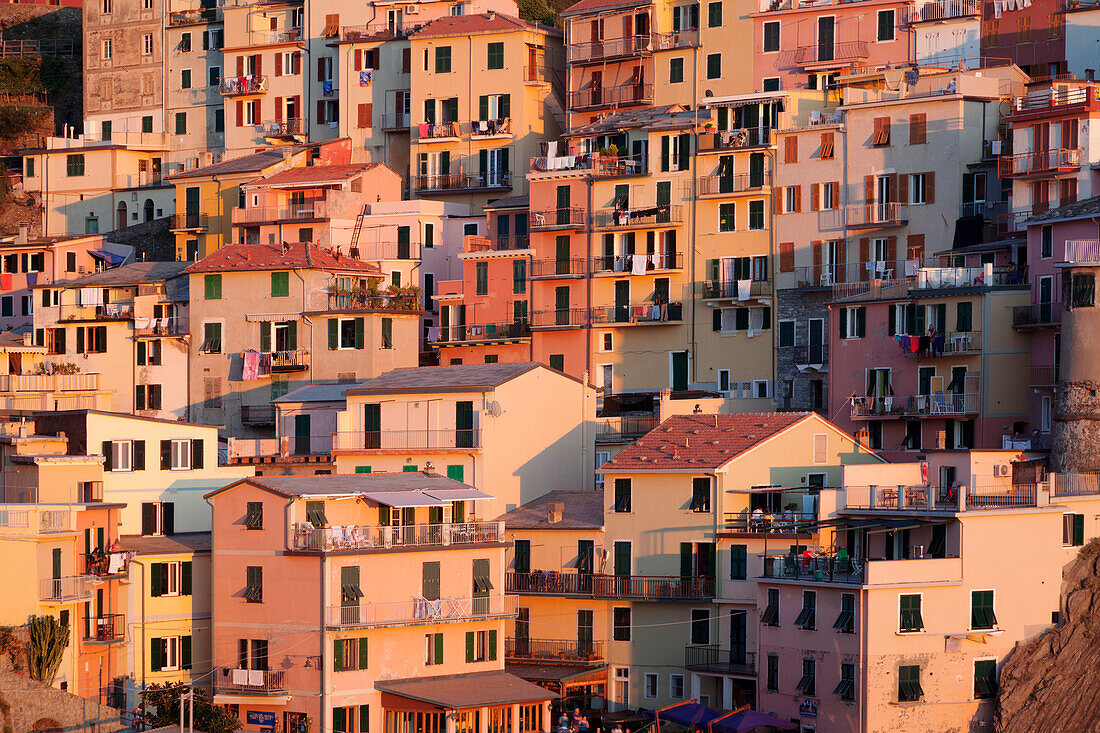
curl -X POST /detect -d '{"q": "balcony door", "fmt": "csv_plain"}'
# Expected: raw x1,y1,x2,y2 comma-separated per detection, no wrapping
729,610,747,665
293,414,310,456
1039,275,1053,322
363,403,381,449
809,318,825,363
577,609,594,654
555,286,570,325
472,558,490,615
455,400,474,448
817,16,835,62
614,280,630,322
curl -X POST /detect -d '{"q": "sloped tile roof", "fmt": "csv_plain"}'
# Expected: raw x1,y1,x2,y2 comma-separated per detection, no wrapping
410,12,547,38
496,490,604,529
184,242,382,274
244,163,389,188
344,362,542,394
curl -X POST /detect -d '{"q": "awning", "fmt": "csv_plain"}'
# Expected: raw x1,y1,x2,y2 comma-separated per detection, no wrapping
88,249,126,266
642,702,724,728
376,671,557,710
713,710,796,733
425,488,494,502
363,491,449,508
214,693,291,706
704,91,786,108
245,313,302,322
507,662,609,686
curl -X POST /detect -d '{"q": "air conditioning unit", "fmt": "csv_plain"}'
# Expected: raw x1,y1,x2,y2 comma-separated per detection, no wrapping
994,464,1010,477
406,4,418,12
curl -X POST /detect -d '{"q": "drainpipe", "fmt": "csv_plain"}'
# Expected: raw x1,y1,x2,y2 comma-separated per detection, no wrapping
320,551,329,733
130,559,147,722
690,43,699,384
765,141,777,398
584,176,593,379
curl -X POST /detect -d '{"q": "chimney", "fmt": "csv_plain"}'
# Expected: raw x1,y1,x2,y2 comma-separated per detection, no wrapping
16,223,29,244
546,502,564,524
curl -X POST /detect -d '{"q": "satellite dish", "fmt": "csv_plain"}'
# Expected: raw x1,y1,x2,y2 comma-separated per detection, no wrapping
488,401,502,417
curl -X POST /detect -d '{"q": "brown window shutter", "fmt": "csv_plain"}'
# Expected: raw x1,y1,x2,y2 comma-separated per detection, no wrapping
317,99,326,125
926,171,935,204
236,100,244,127
836,239,847,268
793,185,801,213
402,48,411,73
253,54,262,77
889,173,899,203
886,237,897,269
820,132,833,159
784,136,796,163
294,94,301,112
811,183,819,211
859,238,870,281
882,117,891,145
812,241,822,283
358,103,372,129
293,52,301,75
275,53,282,77
864,175,875,204
354,49,362,71
907,234,925,263
780,242,794,272
317,57,325,82
898,174,908,205
275,97,283,121
236,55,244,76
831,182,840,207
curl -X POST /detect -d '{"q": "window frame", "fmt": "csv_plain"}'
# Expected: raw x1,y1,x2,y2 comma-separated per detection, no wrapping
877,8,896,41
899,593,924,633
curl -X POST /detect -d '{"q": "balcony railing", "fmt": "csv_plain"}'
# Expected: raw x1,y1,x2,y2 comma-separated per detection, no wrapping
701,279,770,299
523,66,549,84
133,317,186,338
332,429,481,451
1065,239,1100,264
530,153,647,177
1012,86,1098,112
762,554,863,584
219,75,267,95
240,404,276,426
1053,473,1100,497
506,572,714,600
413,173,512,192
84,551,132,577
846,483,1039,512
851,392,980,419
434,322,531,344
909,0,979,20
898,330,982,356
466,235,530,252
568,34,657,64
292,520,504,552
418,121,461,140
529,308,587,328
57,302,136,322
269,350,310,372
232,202,328,224
506,637,604,662
0,373,101,392
1031,364,1058,386
168,213,208,231
40,575,97,603
568,83,653,110
593,205,683,229
594,415,660,442
326,594,514,628
684,646,755,676
590,302,683,325
531,257,587,278
722,511,817,535
0,508,71,533
698,128,772,150
250,28,302,45
382,113,411,131
227,435,333,459
845,202,908,228
592,251,683,274
340,23,416,42
792,40,869,66
697,173,768,195
530,208,585,230
998,148,1080,177
213,667,287,694
168,7,222,25
84,613,125,643
262,118,305,138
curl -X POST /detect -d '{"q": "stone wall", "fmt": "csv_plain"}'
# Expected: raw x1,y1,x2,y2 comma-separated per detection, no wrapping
775,288,830,413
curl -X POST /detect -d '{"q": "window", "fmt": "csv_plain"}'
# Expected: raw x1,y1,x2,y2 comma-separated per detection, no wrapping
150,635,191,672
762,588,779,626
475,262,488,295
872,117,891,146
141,502,174,535
487,42,504,69
974,659,997,700
877,9,895,40
167,439,192,470
766,655,779,691
465,629,496,662
150,561,192,597
181,69,191,89
762,77,780,91
763,21,779,52
690,477,711,512
690,609,710,644
644,673,658,699
834,593,855,633
381,318,393,349
271,271,289,297
435,46,452,73
796,658,816,696
1041,226,1053,258
706,53,721,79
1063,513,1084,546
101,39,112,60
840,306,866,339
204,274,221,299
143,33,153,55
174,112,187,135
794,590,816,630
425,633,444,665
307,501,328,527
835,662,855,701
911,173,927,204
1071,273,1095,309
613,478,631,512
245,501,263,530
669,674,685,699
748,200,765,230
909,113,927,144
330,318,365,350
245,566,263,602
669,57,684,83
66,154,85,177
135,385,163,411
785,186,800,212
513,260,526,295
102,0,111,12
898,665,923,702
899,594,923,632
105,440,134,472
201,322,222,354
719,203,736,232
971,590,996,630
708,1,722,26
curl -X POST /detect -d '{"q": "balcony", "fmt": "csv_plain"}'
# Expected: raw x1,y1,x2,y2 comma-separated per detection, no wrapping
84,613,125,643
697,173,768,196
466,235,530,252
701,279,770,300
531,257,587,278
332,429,481,451
523,66,549,84
262,118,306,141
568,34,658,64
291,520,504,552
698,128,772,151
1031,364,1058,386
83,551,131,578
339,23,415,42
322,291,421,314
227,435,333,460
133,317,186,338
40,575,97,603
413,173,512,193
506,637,604,663
1007,301,1060,325
762,553,862,584
435,322,531,345
417,121,461,141
593,205,683,229
0,508,72,534
899,330,982,357
382,113,411,131
1064,239,1100,265
589,302,682,326
269,350,310,373
213,667,287,695
167,7,222,25
845,202,908,229
326,594,514,628
219,75,267,96
777,344,829,366
792,41,869,68
909,0,979,21
721,511,817,537
240,404,276,426
684,646,755,676
354,242,422,260
1011,85,1099,114
506,572,715,600
568,83,653,111
592,251,683,275
249,28,302,45
844,483,1039,512
168,213,208,232
56,302,136,323
530,208,585,231
232,202,329,225
850,392,980,419
530,153,647,178
998,149,1080,178
594,415,660,443
0,373,101,392
529,308,587,329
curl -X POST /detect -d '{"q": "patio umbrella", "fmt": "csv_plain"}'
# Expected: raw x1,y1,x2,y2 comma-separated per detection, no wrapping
711,709,797,733
641,700,724,733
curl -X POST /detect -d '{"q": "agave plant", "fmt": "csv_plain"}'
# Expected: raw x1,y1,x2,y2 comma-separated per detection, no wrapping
26,615,69,686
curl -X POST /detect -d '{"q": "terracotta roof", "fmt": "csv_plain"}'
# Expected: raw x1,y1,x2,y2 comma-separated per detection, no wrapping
184,242,382,274
410,12,546,38
53,261,189,288
167,149,290,180
496,490,604,529
344,362,542,395
376,671,557,708
118,531,211,555
600,413,816,472
562,0,652,17
243,163,388,188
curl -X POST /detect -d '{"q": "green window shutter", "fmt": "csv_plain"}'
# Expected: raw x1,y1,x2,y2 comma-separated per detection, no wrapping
360,705,370,733
358,637,369,669
712,308,722,332
660,136,670,172
181,561,193,595
465,631,475,662
150,562,163,597
271,272,289,297
678,133,690,171
334,638,344,671
355,465,372,474
488,629,497,660
479,149,488,175
150,637,163,671
181,635,192,669
434,633,444,663
479,95,489,120
1074,514,1085,545
446,464,464,481
856,307,866,338
260,322,271,352
354,318,365,349
204,274,221,299
287,321,297,350
333,707,346,733
680,542,693,578
328,319,338,350
501,94,510,118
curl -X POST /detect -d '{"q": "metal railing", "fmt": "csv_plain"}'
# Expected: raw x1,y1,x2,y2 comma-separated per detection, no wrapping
762,554,863,584
219,76,267,95
250,28,301,45
529,308,587,328
568,83,653,110
909,0,979,20
793,40,869,65
227,435,333,459
413,173,512,192
592,251,683,273
506,572,714,600
332,429,481,451
1013,86,1098,112
1065,239,1100,264
434,322,530,344
382,113,411,130
529,153,647,177
232,202,328,224
530,208,585,230
40,575,97,603
684,646,755,676
133,317,186,337
168,213,208,230
84,551,131,577
0,39,76,57
523,66,549,84
701,279,770,299
1030,364,1058,386
326,594,514,628
168,7,222,25
965,483,1037,509
292,520,504,552
698,128,772,150
590,302,682,325
531,258,586,278
898,330,982,356
845,202,908,228
240,405,276,426
1053,473,1100,497
568,35,657,63
340,24,417,42
213,667,286,694
263,118,305,137
506,637,604,662
466,235,529,252
698,173,768,195
84,614,125,642
418,121,461,139
593,205,683,229
594,415,660,442
851,392,980,418
999,148,1081,177
722,512,817,534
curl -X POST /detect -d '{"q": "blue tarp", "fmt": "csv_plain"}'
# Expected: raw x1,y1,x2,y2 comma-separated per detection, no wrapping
88,249,126,266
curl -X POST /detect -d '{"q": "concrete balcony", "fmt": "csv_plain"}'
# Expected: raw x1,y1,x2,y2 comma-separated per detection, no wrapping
529,308,587,329
998,148,1080,178
435,321,531,345
506,571,714,600
0,373,100,392
240,405,276,426
506,637,604,663
262,118,306,141
1064,239,1100,265
762,553,963,586
84,613,125,643
531,257,586,279
593,205,683,229
168,213,208,232
844,202,908,229
529,208,585,231
697,173,768,196
332,429,481,451
213,667,286,695
168,7,222,25
568,83,653,110
83,551,131,578
684,646,755,676
909,0,979,21
792,41,869,68
0,507,72,535
697,127,772,151
592,251,682,275
232,202,329,225
850,391,980,419
413,172,512,193
219,75,267,96
898,330,982,357
701,279,770,300
594,415,660,443
40,575,97,603
133,317,186,337
844,483,1039,512
325,594,514,629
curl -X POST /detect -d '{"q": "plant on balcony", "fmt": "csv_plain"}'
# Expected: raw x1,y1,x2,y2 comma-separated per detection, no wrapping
33,362,81,375
143,683,242,733
26,615,68,685
386,284,422,311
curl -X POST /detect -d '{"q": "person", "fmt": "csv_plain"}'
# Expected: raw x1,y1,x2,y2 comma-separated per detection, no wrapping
557,715,570,733
577,715,589,733
750,507,765,531
611,724,623,733
762,509,774,533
